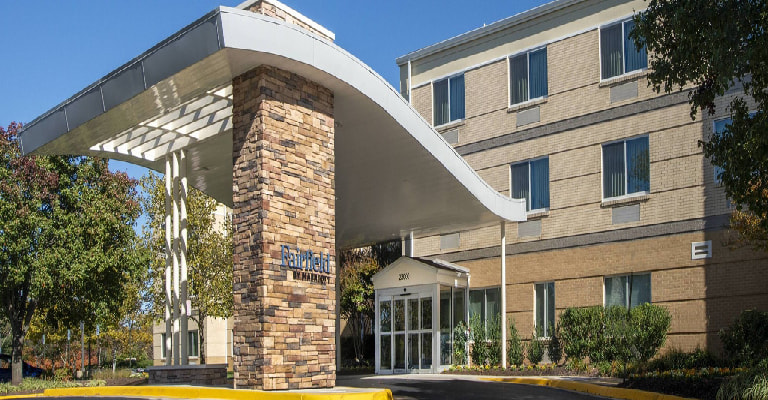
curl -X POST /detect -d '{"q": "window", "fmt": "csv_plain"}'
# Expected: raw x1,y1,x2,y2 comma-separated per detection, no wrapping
469,287,501,331
713,118,731,185
604,274,651,308
510,47,548,105
161,333,167,359
534,282,555,338
600,19,647,79
433,74,465,126
188,330,199,358
511,157,550,211
602,136,649,199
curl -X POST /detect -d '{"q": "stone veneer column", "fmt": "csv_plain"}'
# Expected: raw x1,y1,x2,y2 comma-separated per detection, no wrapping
232,65,335,390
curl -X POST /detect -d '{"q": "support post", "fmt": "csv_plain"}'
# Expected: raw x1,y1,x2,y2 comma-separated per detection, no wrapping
179,149,189,365
172,151,181,366
500,221,507,369
164,156,173,365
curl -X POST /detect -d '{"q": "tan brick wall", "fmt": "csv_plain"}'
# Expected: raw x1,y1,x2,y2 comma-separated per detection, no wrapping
232,66,335,390
453,230,768,353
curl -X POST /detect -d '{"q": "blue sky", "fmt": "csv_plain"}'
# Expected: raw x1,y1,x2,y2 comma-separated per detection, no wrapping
1,0,550,180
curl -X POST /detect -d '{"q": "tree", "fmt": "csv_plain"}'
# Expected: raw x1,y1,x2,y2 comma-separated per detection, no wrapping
631,0,768,242
142,172,232,364
337,241,400,364
0,123,144,384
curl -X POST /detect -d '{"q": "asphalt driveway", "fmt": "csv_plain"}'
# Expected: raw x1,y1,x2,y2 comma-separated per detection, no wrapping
337,374,609,400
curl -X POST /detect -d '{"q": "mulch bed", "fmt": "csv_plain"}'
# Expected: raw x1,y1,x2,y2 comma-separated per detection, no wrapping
619,377,724,400
442,367,599,377
105,377,148,386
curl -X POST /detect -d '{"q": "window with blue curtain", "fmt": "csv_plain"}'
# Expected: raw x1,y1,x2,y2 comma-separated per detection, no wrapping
603,137,649,199
433,74,464,126
511,157,549,211
601,18,647,79
510,48,548,105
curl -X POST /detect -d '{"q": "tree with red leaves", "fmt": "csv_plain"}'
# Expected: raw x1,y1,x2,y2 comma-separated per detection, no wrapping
0,122,146,385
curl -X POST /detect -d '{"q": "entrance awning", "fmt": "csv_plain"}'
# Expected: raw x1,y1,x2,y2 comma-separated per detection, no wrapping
18,6,526,248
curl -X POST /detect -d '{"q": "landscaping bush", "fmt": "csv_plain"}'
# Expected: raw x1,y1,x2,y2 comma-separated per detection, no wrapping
717,358,768,400
630,303,671,363
486,314,502,366
559,306,603,360
647,347,726,372
720,309,768,367
526,329,545,365
453,320,469,365
468,314,487,366
547,324,563,365
507,319,524,366
559,304,670,365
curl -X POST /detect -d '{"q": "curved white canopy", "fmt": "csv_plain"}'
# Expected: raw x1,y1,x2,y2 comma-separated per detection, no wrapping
19,7,526,248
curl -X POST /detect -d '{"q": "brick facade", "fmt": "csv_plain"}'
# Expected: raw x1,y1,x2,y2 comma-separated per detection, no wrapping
404,0,768,355
232,65,335,389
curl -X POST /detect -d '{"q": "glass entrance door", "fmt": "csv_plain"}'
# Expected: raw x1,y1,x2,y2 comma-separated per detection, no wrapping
379,290,434,373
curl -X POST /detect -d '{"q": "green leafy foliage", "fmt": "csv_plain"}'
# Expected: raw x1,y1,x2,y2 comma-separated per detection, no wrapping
0,123,144,384
632,0,768,235
559,305,670,366
507,319,524,366
647,347,726,372
547,323,563,365
717,358,768,400
526,329,545,365
720,309,768,366
142,172,232,364
453,320,469,366
337,243,399,364
485,314,502,366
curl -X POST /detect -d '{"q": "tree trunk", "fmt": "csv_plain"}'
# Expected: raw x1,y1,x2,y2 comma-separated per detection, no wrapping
11,328,24,386
199,313,206,365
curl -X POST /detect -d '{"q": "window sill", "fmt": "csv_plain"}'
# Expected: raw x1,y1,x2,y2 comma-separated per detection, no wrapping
435,119,465,131
599,70,647,88
601,193,650,208
526,210,549,220
507,97,547,113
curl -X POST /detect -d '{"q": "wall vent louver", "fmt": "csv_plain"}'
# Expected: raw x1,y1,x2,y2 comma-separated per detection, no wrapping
691,241,712,260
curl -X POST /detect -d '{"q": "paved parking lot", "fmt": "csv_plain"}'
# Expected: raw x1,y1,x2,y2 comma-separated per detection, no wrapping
337,374,608,400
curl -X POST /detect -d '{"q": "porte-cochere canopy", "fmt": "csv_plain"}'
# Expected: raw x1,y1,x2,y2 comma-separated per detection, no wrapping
18,6,526,248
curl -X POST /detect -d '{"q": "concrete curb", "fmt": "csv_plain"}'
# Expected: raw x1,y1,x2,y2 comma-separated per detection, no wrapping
0,386,393,400
481,377,698,400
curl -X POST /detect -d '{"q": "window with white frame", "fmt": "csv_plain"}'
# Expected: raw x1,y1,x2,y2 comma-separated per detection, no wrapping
600,18,647,79
511,157,550,211
509,47,548,105
188,330,199,357
602,136,649,199
604,274,651,308
433,74,465,126
534,282,555,338
161,333,167,359
469,287,501,332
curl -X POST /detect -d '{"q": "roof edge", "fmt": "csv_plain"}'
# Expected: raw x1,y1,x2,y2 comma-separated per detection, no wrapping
395,0,586,65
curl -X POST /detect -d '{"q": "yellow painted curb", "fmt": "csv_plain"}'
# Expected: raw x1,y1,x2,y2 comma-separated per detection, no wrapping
9,385,393,400
481,377,698,400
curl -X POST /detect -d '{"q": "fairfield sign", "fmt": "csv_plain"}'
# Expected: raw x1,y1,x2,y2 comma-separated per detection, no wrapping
280,245,333,284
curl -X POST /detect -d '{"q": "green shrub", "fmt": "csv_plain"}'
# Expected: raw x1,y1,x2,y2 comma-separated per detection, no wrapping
720,309,768,367
630,303,671,363
486,313,502,366
453,320,469,365
468,314,487,366
547,323,563,365
647,347,726,371
559,306,604,361
717,358,768,400
527,329,545,365
54,367,72,381
507,319,524,366
559,304,670,365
